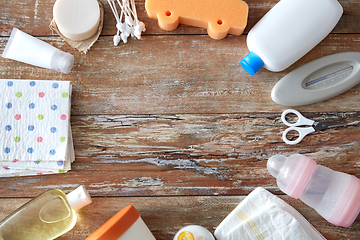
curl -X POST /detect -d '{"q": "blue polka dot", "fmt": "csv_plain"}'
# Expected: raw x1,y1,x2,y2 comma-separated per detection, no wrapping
51,105,57,111
29,103,35,109
57,161,64,166
4,147,10,154
50,127,57,133
52,83,59,89
5,125,12,131
34,161,41,164
7,81,13,87
28,125,35,131
50,149,56,155
27,148,34,154
29,81,36,87
6,103,12,109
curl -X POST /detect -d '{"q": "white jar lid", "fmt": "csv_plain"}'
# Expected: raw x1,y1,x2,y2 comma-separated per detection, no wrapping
53,0,100,41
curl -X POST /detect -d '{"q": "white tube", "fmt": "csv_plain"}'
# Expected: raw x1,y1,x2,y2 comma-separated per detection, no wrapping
1,28,74,74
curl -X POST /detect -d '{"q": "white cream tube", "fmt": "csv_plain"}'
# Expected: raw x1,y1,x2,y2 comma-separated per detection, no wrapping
1,28,74,74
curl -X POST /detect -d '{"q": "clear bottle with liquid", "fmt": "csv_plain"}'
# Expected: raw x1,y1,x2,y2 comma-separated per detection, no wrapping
0,185,92,240
267,154,360,227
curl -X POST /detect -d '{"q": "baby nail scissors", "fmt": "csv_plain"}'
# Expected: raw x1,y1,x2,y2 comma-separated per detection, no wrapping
281,109,359,145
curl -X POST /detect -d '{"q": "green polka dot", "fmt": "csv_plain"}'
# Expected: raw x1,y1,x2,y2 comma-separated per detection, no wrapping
25,168,30,171
59,170,66,173
38,114,44,120
37,159,42,162
14,136,20,142
62,92,68,98
60,137,66,142
15,92,22,98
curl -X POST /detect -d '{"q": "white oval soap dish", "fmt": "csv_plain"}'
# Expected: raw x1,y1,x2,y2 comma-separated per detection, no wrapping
271,52,360,106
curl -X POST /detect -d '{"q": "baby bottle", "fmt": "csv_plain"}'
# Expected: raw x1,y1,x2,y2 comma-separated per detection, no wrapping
240,0,343,75
0,185,92,240
173,225,215,240
267,154,360,227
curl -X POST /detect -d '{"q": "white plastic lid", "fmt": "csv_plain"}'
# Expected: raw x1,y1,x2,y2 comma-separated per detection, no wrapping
50,50,74,74
267,154,316,198
66,185,92,211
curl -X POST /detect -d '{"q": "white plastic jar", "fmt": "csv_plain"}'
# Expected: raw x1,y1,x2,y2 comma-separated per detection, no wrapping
85,205,156,240
174,225,215,240
241,0,343,75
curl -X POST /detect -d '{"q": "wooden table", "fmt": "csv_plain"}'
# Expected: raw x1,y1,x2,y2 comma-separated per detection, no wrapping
1,0,359,239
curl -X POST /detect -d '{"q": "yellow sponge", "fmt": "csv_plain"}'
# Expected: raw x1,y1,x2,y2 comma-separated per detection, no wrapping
145,0,248,40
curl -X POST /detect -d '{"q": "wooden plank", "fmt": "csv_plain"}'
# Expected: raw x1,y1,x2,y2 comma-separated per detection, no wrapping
0,0,359,239
0,196,359,240
1,34,360,115
0,0,359,37
1,113,359,197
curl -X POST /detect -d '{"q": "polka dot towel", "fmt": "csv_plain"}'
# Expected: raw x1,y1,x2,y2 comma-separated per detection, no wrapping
0,80,74,177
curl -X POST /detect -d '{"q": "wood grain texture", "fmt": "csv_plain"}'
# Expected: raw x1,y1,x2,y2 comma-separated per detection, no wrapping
1,113,360,197
1,34,360,115
0,0,360,239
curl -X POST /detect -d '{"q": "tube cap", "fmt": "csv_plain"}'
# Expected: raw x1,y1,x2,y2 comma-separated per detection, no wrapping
66,185,92,211
50,50,74,74
240,51,264,75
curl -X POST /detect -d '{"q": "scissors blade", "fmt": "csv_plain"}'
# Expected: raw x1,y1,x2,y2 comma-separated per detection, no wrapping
326,120,360,129
313,122,346,131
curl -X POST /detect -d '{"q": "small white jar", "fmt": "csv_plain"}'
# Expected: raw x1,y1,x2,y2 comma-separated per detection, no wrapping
85,205,156,240
174,225,215,240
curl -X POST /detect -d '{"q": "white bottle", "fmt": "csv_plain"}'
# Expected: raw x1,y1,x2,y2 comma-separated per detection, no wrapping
267,154,360,227
240,0,343,75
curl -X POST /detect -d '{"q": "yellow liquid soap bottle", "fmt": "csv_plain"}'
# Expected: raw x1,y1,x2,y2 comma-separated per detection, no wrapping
0,185,92,240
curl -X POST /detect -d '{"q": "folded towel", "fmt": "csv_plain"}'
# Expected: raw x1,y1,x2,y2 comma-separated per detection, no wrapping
214,187,326,240
0,79,74,177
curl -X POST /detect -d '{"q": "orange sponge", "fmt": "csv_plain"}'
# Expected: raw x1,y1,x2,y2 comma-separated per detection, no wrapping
145,0,248,40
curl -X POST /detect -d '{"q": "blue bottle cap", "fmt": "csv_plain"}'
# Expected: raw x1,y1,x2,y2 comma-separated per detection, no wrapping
240,51,264,75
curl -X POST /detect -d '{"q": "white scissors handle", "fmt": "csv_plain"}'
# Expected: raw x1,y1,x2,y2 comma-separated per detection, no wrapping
281,109,315,127
282,126,316,145
281,109,316,144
